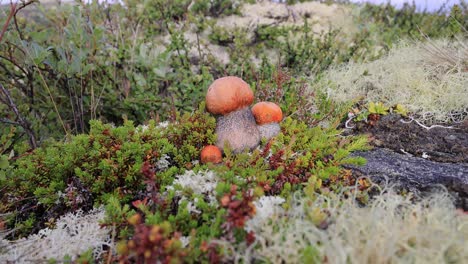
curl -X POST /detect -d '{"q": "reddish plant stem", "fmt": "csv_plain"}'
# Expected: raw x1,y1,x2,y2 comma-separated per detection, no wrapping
0,3,17,43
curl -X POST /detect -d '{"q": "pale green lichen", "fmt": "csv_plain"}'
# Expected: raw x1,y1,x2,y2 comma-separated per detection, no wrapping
0,208,112,263
233,186,468,263
318,38,468,124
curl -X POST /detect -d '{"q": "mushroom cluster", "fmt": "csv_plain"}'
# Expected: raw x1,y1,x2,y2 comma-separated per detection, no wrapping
200,76,283,164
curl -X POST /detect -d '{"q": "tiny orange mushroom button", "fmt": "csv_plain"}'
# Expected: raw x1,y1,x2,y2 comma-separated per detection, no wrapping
200,145,222,164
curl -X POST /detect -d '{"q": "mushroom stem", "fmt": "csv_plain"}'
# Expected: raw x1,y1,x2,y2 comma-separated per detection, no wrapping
257,123,281,140
216,107,260,153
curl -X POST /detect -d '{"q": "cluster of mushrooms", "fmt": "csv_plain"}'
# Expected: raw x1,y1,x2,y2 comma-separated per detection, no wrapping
200,76,283,164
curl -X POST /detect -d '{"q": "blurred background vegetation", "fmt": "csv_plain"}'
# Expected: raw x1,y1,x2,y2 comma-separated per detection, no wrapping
0,0,466,154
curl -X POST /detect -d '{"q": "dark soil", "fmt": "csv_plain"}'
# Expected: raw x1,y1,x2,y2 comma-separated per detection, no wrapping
351,114,468,163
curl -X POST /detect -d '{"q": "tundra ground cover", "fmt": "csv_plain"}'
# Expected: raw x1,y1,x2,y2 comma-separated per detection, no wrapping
0,0,467,263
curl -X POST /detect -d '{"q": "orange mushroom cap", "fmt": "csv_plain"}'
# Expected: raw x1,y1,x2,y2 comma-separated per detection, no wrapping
206,76,254,115
200,145,222,164
251,102,283,125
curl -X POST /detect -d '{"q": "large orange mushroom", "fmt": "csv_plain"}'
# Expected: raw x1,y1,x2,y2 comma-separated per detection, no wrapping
251,102,283,140
205,76,260,153
200,145,222,164
206,76,254,115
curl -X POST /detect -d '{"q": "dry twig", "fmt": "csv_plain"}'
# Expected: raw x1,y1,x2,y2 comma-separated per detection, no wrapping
0,83,37,148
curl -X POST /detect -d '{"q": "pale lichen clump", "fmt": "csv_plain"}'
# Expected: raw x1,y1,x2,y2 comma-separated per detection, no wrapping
0,208,112,263
167,170,222,208
155,154,171,170
235,187,468,263
244,196,286,233
319,39,468,124
169,170,220,197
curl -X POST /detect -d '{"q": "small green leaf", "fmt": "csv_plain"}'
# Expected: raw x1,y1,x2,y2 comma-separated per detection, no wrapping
0,155,9,170
368,102,389,115
393,104,408,117
0,171,6,182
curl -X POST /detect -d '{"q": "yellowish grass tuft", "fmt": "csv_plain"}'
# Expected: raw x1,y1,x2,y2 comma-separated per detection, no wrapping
317,38,468,124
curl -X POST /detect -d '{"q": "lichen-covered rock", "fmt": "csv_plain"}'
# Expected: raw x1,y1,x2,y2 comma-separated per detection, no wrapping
216,107,260,153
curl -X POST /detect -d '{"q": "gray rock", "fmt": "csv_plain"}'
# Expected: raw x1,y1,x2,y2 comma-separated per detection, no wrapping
345,148,468,210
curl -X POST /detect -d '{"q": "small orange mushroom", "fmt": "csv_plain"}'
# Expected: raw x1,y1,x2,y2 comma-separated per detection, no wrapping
206,76,254,115
252,102,283,140
251,102,283,125
200,145,222,164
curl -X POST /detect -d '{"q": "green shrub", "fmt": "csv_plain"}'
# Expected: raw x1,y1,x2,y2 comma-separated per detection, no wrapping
0,105,216,237
1,105,369,259
0,1,216,145
355,2,468,50
191,0,244,17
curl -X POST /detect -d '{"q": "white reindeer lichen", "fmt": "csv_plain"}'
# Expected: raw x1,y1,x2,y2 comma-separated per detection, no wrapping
0,208,112,263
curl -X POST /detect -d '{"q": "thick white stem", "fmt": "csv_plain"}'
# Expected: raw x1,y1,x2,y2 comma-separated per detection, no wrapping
216,107,260,153
257,123,281,140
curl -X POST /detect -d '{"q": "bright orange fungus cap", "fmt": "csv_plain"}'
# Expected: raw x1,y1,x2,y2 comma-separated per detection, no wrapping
200,145,222,164
205,76,254,115
251,102,283,125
